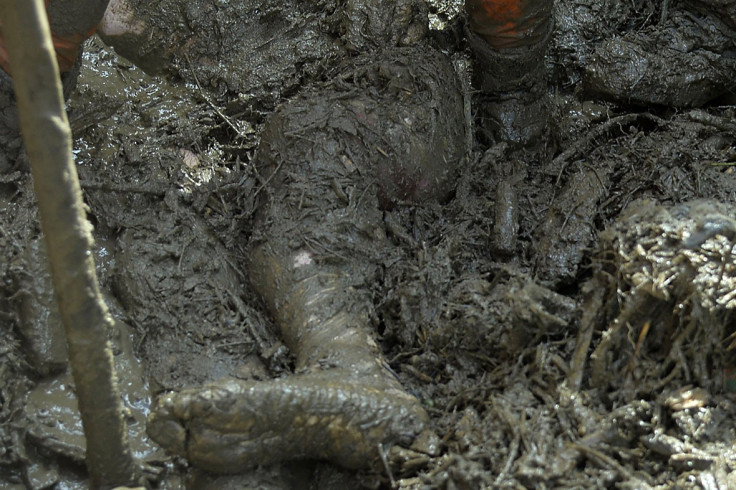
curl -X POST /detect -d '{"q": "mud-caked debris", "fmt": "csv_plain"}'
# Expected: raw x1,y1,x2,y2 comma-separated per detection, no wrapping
341,0,429,51
551,0,640,86
603,199,736,310
112,197,260,390
589,200,736,392
533,168,608,286
99,0,342,108
10,237,67,377
584,8,736,107
425,272,576,361
5,0,736,488
23,319,159,470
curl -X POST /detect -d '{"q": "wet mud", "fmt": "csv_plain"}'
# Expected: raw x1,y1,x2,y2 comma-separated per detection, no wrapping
1,0,736,488
147,46,464,472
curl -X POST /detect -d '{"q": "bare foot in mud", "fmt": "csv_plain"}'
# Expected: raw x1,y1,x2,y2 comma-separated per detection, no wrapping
148,372,429,472
146,46,466,472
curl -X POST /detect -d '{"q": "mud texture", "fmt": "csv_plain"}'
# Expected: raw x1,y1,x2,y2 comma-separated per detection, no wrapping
147,45,465,472
589,200,736,394
0,54,81,174
11,237,67,377
585,9,736,107
148,376,428,473
97,0,344,107
112,196,250,390
1,0,736,488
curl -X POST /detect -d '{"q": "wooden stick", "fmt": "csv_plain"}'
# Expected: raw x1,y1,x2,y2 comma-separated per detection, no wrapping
0,0,140,486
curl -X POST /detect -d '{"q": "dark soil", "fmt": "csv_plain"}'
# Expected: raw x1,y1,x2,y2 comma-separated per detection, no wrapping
1,0,736,488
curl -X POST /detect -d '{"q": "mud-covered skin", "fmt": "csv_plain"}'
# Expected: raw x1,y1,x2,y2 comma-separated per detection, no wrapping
148,46,466,471
100,0,428,74
99,0,343,107
46,0,110,38
148,376,428,472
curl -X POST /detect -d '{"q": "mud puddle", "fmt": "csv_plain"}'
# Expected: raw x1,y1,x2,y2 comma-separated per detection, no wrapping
1,0,736,488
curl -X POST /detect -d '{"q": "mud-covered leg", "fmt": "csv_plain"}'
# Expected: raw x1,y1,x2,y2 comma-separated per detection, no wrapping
147,192,431,471
147,46,467,472
465,0,554,148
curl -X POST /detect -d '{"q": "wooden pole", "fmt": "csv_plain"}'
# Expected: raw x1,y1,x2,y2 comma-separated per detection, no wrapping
0,0,140,487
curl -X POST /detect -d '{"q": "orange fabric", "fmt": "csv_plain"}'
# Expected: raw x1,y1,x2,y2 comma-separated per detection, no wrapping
0,1,96,75
51,27,97,72
478,0,523,35
466,0,551,50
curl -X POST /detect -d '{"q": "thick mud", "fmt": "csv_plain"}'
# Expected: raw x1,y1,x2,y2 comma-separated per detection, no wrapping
1,0,736,488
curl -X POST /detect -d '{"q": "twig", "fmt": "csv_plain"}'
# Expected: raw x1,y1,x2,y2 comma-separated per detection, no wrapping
550,113,667,185
79,180,166,196
184,52,248,139
253,158,284,198
570,443,653,489
378,444,397,489
686,109,736,133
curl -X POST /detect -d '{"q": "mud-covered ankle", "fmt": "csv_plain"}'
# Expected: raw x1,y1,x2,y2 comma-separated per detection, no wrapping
466,27,552,148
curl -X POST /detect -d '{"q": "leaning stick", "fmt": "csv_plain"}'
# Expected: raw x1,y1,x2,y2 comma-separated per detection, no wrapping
0,0,139,486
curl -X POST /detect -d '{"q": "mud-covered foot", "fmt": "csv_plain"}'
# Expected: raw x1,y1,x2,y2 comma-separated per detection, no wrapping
147,373,428,472
98,0,171,73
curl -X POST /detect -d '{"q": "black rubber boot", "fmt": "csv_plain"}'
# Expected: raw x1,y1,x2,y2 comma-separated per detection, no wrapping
466,20,553,148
